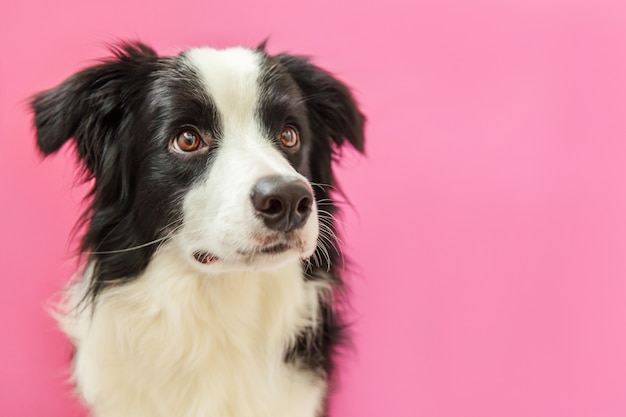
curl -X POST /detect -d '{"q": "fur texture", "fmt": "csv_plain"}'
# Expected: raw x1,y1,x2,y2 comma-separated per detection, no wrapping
31,42,364,417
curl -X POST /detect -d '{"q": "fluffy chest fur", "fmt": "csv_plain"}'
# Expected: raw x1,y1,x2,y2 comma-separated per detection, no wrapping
64,246,327,417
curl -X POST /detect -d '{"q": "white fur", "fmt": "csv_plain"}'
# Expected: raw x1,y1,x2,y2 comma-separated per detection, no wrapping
62,245,328,417
59,47,328,417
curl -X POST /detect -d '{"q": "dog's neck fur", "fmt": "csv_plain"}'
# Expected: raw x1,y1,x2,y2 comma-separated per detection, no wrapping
62,244,328,417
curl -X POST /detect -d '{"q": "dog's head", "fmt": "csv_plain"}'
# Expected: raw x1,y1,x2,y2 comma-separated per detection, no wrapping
31,42,364,297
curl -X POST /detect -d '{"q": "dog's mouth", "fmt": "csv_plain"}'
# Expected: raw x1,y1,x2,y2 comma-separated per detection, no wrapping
193,251,219,264
236,241,294,258
192,241,295,265
256,242,292,254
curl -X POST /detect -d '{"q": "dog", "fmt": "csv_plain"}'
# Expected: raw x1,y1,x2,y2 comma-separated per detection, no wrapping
31,41,364,417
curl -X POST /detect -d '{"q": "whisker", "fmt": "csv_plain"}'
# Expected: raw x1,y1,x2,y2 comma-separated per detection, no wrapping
309,182,335,190
82,215,220,256
318,230,341,257
317,241,332,272
318,211,347,229
84,236,171,255
312,245,322,268
319,221,345,246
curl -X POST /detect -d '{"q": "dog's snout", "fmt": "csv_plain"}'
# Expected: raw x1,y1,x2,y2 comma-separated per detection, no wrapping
251,176,313,233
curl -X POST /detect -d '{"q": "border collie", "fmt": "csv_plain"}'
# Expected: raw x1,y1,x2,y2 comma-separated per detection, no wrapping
31,42,364,417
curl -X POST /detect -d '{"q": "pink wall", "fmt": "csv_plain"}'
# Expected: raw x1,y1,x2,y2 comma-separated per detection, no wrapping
2,0,626,416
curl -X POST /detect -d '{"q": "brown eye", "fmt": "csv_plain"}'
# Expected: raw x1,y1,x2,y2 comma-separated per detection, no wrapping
171,130,205,153
277,125,300,150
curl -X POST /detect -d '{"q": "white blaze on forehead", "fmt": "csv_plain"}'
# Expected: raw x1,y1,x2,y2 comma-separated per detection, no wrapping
183,46,297,176
183,47,262,137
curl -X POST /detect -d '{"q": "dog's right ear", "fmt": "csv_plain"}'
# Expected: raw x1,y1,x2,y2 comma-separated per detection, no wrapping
274,54,365,154
30,42,157,172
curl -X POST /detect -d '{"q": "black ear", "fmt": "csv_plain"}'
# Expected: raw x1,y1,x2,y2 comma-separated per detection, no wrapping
274,54,365,153
30,42,158,172
257,38,270,52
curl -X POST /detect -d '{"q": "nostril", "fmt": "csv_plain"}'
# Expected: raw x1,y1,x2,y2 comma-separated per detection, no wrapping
265,198,284,216
251,186,286,217
296,196,312,215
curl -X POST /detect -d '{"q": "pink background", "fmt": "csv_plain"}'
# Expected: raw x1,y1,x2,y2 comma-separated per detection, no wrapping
2,0,626,416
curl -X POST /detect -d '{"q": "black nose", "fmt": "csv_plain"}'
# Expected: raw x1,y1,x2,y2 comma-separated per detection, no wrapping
251,176,313,233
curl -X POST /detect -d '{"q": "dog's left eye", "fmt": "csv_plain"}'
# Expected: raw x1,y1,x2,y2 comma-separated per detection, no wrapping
277,125,300,150
170,129,208,154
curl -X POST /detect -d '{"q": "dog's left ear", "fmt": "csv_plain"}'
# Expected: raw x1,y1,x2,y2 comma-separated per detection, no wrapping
274,54,365,153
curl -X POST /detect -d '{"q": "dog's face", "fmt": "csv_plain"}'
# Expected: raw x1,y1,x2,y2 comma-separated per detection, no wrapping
175,47,320,273
31,43,364,292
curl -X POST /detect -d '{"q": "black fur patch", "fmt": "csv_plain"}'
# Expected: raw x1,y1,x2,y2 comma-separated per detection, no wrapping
268,53,364,384
31,43,220,301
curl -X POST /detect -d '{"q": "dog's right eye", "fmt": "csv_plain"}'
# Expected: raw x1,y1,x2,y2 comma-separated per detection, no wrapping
170,129,208,154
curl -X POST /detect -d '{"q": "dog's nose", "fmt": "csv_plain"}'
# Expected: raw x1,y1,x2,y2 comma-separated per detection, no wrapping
251,176,313,233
